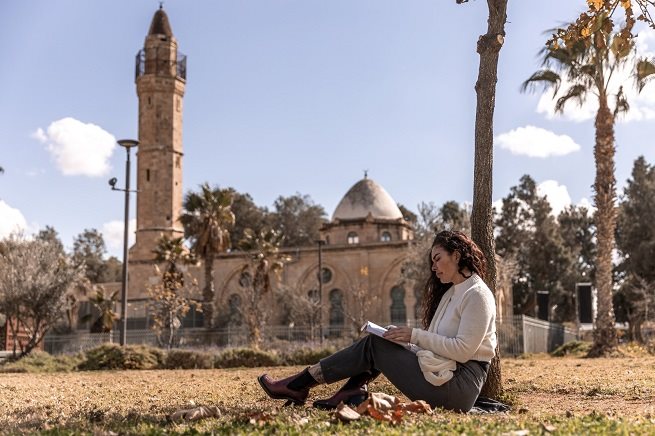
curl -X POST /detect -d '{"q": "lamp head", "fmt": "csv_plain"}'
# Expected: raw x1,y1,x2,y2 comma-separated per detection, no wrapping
108,177,118,188
117,139,139,149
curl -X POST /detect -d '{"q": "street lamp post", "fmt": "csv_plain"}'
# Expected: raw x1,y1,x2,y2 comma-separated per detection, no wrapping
316,239,326,343
109,139,139,346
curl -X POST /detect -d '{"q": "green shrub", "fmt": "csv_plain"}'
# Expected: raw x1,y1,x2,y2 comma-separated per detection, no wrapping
0,351,83,373
214,347,280,368
551,340,592,357
78,344,164,370
280,346,335,365
164,349,215,369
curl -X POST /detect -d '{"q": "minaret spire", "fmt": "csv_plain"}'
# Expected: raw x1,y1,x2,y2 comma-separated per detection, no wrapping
130,7,186,283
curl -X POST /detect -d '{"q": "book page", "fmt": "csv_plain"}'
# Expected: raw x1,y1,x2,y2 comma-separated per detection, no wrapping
361,321,387,337
360,321,421,354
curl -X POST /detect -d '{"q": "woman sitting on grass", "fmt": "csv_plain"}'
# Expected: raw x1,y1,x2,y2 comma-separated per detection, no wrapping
258,230,497,412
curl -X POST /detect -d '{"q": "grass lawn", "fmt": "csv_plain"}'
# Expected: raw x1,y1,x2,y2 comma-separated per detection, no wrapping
1,355,655,434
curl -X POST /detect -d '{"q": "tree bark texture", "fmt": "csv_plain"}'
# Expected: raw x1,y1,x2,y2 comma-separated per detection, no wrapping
472,0,508,399
202,252,215,329
588,96,618,357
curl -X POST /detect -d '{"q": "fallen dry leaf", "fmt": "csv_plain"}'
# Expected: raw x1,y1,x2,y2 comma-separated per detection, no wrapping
168,405,221,422
508,430,529,436
370,392,399,410
334,403,361,422
355,398,371,415
248,410,276,427
366,405,393,423
401,400,433,414
390,408,404,425
541,422,556,433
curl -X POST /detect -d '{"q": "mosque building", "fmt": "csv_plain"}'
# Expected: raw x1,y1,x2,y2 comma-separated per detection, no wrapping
120,7,418,333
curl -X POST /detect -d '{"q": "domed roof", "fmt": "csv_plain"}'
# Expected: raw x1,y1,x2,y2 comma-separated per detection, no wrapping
332,178,403,221
148,6,173,37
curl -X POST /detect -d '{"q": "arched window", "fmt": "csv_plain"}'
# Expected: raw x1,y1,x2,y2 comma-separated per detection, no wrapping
228,293,243,326
347,232,359,244
182,301,204,328
318,267,332,284
390,286,406,324
381,231,392,242
329,289,345,331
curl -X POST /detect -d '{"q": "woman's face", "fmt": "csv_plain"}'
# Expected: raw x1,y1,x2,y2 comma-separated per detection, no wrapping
431,244,461,285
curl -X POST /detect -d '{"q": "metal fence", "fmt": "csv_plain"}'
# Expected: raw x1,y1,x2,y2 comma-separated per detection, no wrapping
43,325,360,355
498,315,578,356
43,315,578,356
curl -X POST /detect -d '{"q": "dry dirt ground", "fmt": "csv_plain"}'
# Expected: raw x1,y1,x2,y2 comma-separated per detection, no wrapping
1,356,654,432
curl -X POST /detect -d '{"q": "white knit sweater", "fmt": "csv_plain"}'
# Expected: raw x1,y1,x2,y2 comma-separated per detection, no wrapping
411,273,497,364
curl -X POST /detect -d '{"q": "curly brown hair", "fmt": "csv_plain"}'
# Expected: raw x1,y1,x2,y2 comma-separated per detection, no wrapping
419,230,487,329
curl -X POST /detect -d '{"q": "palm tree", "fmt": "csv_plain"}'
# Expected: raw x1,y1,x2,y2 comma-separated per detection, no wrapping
239,228,289,349
522,26,655,356
82,287,119,334
153,235,195,285
179,183,235,329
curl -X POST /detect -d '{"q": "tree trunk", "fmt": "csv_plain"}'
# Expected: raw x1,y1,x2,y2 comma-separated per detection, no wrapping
635,319,644,344
247,288,262,350
588,96,618,357
19,318,44,358
471,0,508,400
202,252,216,329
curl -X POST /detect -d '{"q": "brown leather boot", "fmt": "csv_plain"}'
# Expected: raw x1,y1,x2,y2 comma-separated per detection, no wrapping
258,368,316,405
312,370,379,410
312,385,368,410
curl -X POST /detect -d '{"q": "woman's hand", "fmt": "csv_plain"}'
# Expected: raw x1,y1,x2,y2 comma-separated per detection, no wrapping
383,326,413,343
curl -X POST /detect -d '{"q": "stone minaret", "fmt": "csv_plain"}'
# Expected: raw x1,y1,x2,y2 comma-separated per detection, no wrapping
130,6,186,267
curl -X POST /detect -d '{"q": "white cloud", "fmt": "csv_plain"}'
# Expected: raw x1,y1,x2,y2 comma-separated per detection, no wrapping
33,117,116,177
537,180,572,217
495,181,594,219
577,197,596,213
0,200,29,239
496,125,580,158
534,28,655,123
102,219,137,253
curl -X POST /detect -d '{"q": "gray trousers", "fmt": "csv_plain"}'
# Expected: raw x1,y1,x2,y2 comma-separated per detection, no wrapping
319,334,488,412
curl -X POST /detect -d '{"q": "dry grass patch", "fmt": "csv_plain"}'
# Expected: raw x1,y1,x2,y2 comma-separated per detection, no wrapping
1,356,655,434
504,356,655,416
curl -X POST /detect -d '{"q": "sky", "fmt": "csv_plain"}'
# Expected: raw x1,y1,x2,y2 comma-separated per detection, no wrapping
1,0,654,258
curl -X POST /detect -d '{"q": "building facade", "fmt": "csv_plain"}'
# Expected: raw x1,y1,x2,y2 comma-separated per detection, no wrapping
91,8,510,335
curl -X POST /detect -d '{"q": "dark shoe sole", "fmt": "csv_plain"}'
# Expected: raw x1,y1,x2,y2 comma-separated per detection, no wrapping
257,375,306,406
312,394,368,410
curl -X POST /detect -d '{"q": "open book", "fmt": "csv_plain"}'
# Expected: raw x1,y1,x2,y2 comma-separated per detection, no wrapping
360,321,422,353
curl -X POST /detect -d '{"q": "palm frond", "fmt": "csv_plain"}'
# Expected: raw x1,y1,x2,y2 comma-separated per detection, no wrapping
180,183,234,257
543,47,575,67
614,85,630,117
636,58,655,93
555,84,589,113
520,70,561,95
579,63,597,79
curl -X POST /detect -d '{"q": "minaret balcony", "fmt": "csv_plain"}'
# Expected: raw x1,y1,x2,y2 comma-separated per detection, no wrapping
135,49,187,81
